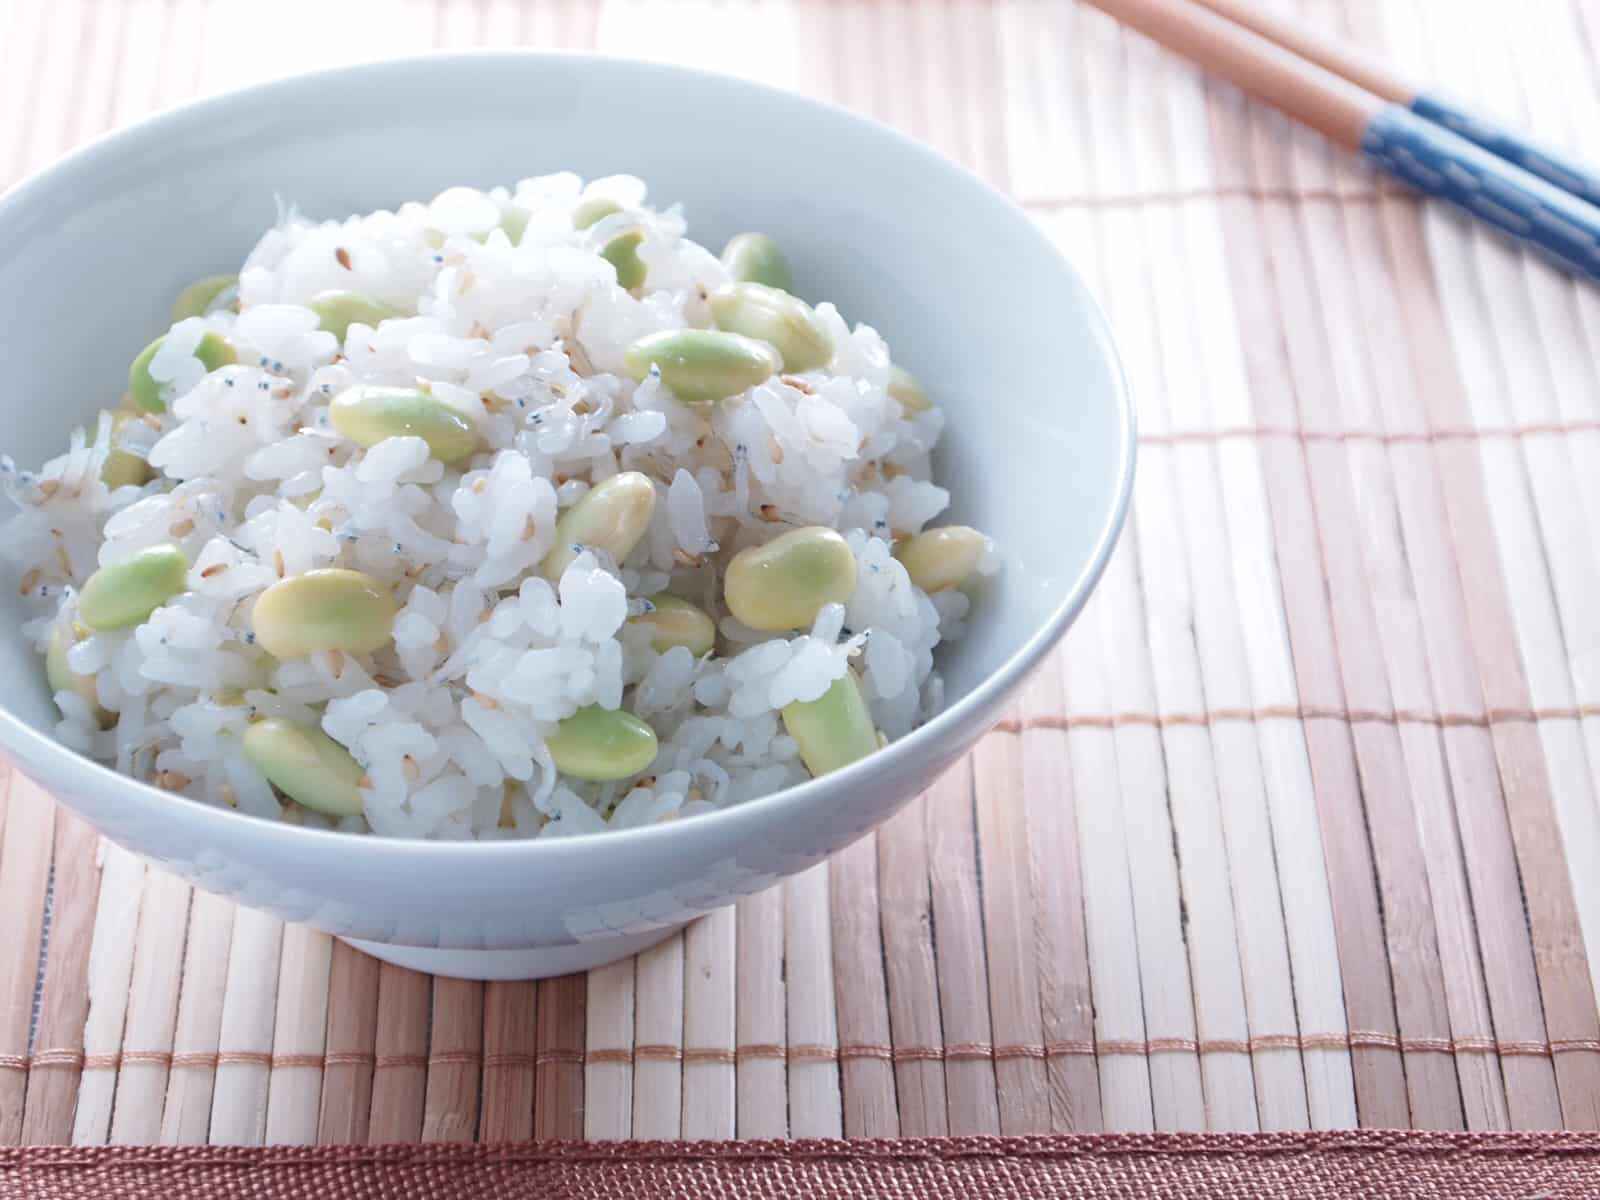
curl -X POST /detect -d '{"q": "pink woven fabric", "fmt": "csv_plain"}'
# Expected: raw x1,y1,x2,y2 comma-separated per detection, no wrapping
5,1133,1600,1199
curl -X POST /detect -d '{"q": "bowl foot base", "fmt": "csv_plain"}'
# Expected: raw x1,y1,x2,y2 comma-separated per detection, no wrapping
342,924,685,980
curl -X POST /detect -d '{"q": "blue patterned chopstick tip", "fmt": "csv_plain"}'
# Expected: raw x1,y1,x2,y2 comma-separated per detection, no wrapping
1411,91,1600,210
1362,104,1600,285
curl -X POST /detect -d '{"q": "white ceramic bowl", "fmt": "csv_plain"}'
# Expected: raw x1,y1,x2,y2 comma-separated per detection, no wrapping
0,53,1133,979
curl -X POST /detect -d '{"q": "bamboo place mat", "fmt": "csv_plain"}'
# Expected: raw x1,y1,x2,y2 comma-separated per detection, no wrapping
3,0,1600,1155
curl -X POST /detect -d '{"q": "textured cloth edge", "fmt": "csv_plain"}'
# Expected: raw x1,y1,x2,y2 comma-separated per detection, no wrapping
9,1131,1600,1167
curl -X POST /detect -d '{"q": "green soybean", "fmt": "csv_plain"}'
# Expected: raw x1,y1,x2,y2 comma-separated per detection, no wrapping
781,672,878,778
100,411,153,490
241,718,367,817
129,331,237,413
500,205,531,244
894,526,987,593
46,622,110,726
623,329,781,406
601,228,648,290
101,451,152,490
170,273,238,323
573,195,623,229
545,705,659,782
328,385,480,464
78,543,189,631
540,472,657,580
709,282,832,373
720,233,793,292
724,526,857,632
629,594,716,657
310,291,402,341
887,364,931,414
251,568,398,659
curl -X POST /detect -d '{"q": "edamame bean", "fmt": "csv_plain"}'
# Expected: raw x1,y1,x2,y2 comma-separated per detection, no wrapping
629,594,716,656
887,364,931,414
170,274,238,323
600,228,648,290
623,329,781,406
781,672,877,778
573,196,623,229
251,568,398,659
894,526,987,593
46,622,109,726
241,718,366,817
101,411,153,490
709,283,832,373
310,290,402,340
545,705,659,781
724,526,857,631
78,543,189,630
328,385,479,464
720,233,794,292
500,205,531,244
540,471,657,580
129,331,237,413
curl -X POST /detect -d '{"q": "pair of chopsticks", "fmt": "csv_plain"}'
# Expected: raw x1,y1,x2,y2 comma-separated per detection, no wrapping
1084,0,1600,285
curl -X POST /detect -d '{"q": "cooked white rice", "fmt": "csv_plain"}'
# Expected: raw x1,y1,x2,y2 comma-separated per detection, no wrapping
2,175,997,839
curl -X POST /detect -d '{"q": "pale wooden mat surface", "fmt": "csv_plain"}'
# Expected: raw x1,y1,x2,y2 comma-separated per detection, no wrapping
4,0,1600,1144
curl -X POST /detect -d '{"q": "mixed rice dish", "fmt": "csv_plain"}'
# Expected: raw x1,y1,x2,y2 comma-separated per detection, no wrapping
3,175,997,839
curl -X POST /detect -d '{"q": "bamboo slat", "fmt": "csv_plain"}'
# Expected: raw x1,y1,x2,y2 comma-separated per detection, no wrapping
630,935,684,1140
681,906,737,1141
207,909,284,1145
583,961,634,1140
875,799,950,1138
785,864,843,1139
106,871,191,1145
71,847,145,1145
0,776,54,1145
971,731,1052,1134
734,889,787,1140
480,982,537,1143
1060,593,1156,1134
924,764,1002,1136
263,928,332,1145
315,942,379,1145
420,978,482,1143
828,837,898,1139
533,974,585,1140
20,813,102,1147
1016,652,1102,1134
366,966,429,1144
161,891,236,1145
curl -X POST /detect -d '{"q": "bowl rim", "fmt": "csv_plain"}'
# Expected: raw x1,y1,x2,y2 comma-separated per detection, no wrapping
0,49,1137,860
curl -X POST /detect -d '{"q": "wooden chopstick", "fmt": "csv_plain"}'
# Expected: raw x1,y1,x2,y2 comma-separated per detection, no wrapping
1184,0,1412,105
1081,0,1600,285
1185,0,1600,209
1081,0,1381,150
